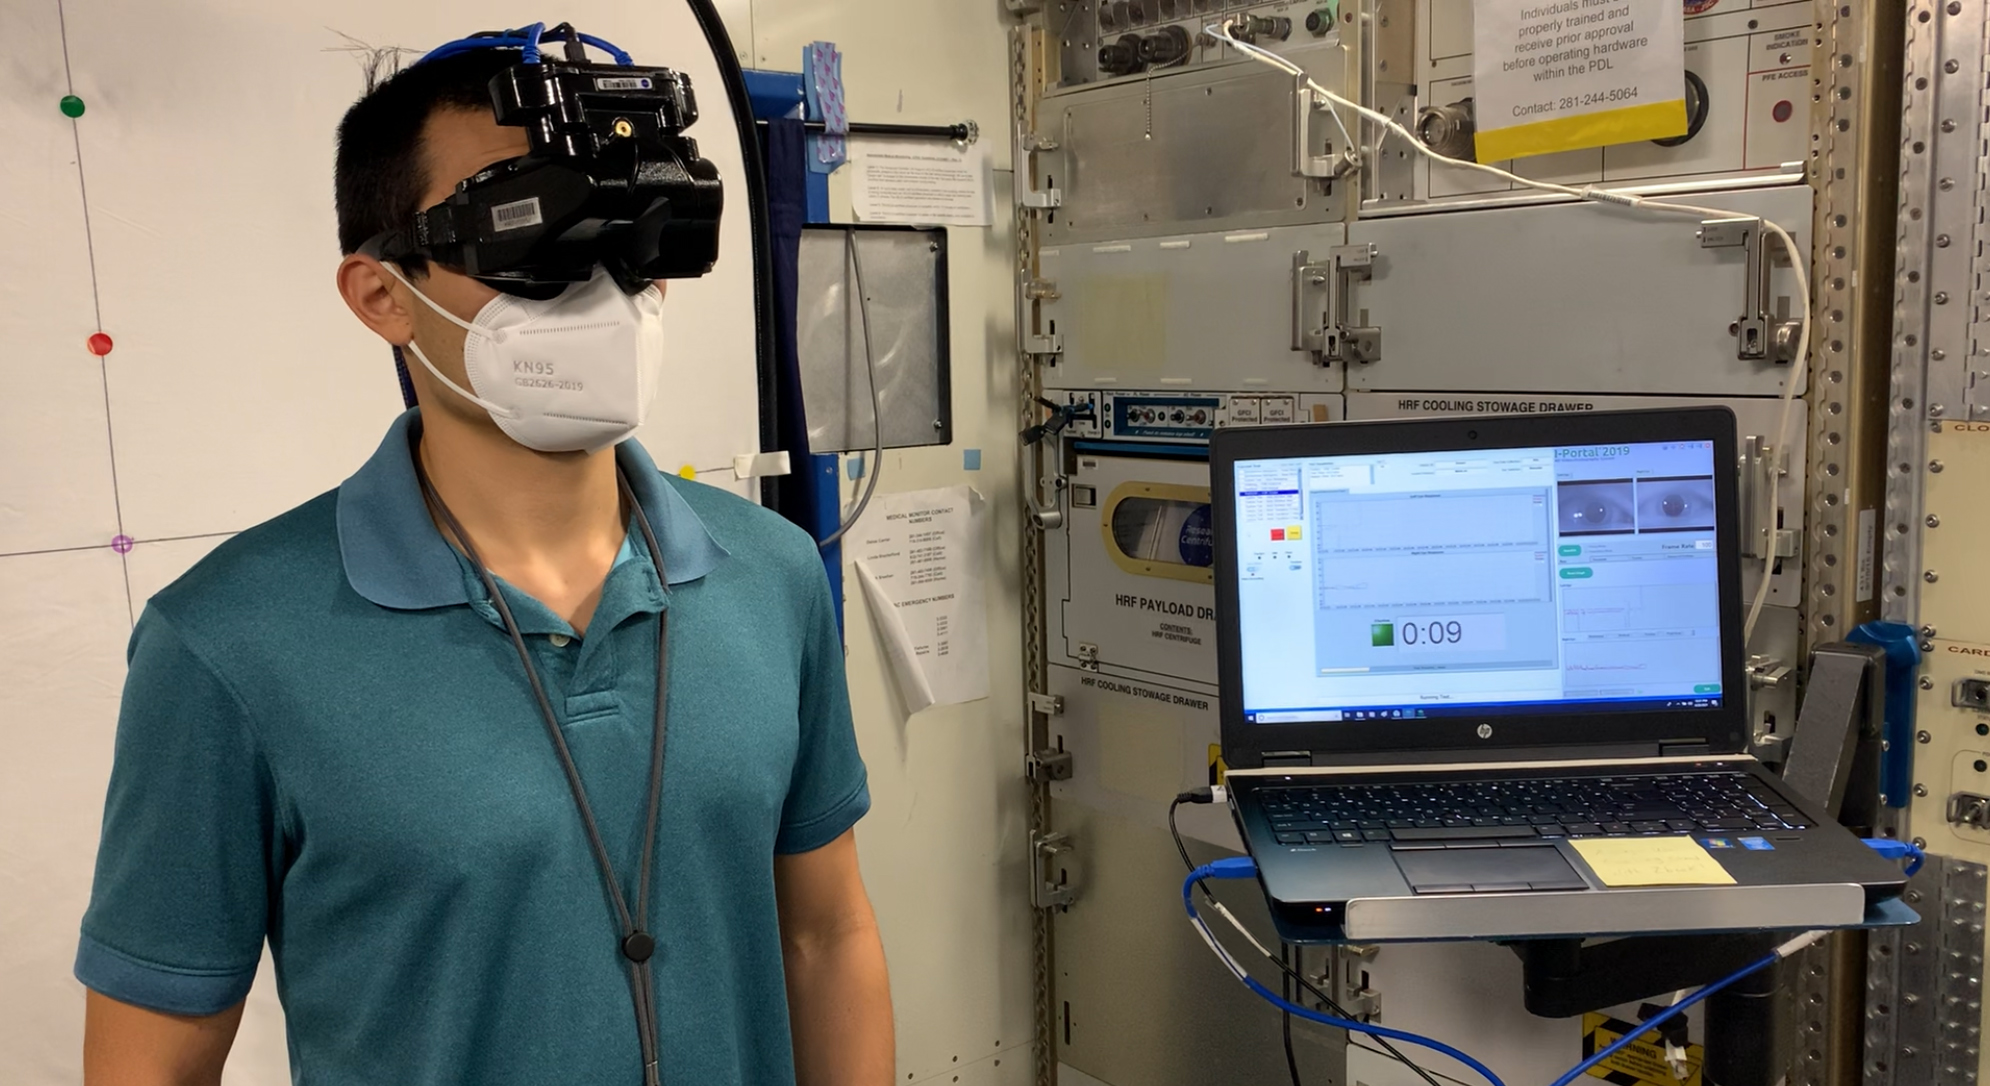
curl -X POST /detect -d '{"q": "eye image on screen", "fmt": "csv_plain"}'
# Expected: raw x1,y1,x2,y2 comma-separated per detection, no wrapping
1556,480,1635,536
1634,476,1716,533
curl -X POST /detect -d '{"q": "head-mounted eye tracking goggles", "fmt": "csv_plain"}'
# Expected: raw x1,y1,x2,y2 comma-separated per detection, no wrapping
360,22,723,299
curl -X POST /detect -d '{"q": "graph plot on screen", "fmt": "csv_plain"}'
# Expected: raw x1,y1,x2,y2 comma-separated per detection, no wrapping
1308,487,1560,676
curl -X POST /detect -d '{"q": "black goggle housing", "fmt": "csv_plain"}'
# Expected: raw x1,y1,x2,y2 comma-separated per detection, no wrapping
365,53,723,297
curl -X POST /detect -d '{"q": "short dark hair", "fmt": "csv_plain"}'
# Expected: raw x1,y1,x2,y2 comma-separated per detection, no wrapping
333,49,520,261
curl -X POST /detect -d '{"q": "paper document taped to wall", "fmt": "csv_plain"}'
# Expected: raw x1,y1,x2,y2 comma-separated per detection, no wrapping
851,486,988,713
1471,0,1687,160
849,137,993,226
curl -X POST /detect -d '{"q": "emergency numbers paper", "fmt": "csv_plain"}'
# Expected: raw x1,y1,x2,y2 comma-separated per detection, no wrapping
1471,0,1687,160
852,486,989,713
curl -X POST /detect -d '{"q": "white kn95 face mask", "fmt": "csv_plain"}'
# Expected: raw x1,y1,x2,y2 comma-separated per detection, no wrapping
389,264,665,454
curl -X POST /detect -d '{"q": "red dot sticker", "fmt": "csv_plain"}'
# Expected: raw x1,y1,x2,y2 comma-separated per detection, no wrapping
1771,100,1793,123
86,332,114,356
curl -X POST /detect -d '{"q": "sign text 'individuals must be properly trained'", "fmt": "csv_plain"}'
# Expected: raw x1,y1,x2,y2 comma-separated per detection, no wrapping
1471,0,1687,161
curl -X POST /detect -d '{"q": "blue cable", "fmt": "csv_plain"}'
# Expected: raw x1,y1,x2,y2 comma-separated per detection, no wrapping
1864,837,1926,876
1183,862,1508,1086
416,23,633,67
576,32,635,65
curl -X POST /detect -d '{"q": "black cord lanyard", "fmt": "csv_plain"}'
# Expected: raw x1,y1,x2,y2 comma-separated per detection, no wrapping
415,460,670,1086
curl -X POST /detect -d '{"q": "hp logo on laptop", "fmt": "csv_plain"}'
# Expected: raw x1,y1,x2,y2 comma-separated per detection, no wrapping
1477,724,1494,739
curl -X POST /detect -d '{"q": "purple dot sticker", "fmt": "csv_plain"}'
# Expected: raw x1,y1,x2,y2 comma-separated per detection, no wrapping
111,534,134,554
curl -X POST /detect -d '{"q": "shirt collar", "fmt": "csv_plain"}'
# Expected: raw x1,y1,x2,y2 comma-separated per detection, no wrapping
336,410,728,611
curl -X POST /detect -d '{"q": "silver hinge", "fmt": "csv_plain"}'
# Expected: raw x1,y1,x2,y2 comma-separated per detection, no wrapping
1330,945,1382,1021
1016,133,1064,209
1075,642,1100,671
1020,185,1063,210
1032,831,1078,910
1292,80,1360,180
1024,278,1061,301
1747,655,1795,690
1737,435,1799,560
1700,219,1801,364
1027,749,1074,782
1292,246,1380,365
1029,692,1065,716
1024,331,1064,358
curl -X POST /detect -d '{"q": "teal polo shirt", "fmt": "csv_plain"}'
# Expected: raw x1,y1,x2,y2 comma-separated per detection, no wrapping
77,410,870,1085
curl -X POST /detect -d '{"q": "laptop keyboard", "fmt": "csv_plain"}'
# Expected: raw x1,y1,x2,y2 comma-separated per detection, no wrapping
1258,771,1812,846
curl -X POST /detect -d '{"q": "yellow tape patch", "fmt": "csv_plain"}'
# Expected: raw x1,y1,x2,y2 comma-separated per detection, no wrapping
1476,99,1688,161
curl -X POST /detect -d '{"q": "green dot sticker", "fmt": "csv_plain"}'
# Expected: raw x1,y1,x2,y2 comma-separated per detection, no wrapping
60,95,85,118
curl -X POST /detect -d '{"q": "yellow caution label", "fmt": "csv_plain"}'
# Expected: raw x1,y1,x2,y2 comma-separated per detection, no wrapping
1207,744,1228,787
1581,1012,1701,1086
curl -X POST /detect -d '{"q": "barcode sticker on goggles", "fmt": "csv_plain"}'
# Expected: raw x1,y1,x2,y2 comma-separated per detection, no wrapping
491,197,544,233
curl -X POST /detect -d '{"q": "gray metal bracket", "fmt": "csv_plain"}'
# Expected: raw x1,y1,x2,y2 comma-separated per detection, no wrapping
1017,133,1063,210
1700,218,1802,365
1026,749,1073,782
1292,78,1359,180
1739,434,1799,560
1031,831,1078,910
1292,245,1380,365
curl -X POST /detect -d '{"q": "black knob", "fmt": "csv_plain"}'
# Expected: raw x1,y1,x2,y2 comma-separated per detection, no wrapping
1098,35,1145,76
1651,70,1710,148
1171,410,1186,423
1140,26,1192,67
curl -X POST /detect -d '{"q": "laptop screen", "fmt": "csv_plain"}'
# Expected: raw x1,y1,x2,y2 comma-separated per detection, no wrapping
1232,439,1724,725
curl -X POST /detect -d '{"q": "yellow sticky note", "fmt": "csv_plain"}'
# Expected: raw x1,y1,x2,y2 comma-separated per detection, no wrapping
1569,836,1737,888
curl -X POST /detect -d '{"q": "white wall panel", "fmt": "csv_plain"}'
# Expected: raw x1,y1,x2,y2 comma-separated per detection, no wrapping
0,3,120,556
748,0,1032,1081
0,549,132,1080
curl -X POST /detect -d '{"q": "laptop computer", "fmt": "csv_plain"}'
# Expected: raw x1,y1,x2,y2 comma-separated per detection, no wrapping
1209,407,1907,942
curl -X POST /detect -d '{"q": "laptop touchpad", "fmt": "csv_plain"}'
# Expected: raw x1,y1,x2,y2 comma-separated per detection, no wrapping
1393,845,1590,893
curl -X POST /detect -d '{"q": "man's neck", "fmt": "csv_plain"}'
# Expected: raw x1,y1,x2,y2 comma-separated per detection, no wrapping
417,408,628,631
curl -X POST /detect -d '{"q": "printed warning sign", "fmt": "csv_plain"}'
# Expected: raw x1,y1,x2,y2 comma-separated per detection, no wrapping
1472,0,1688,159
1581,1012,1702,1086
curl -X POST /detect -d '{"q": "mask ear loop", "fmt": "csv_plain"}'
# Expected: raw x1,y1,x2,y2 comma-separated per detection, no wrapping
381,263,521,420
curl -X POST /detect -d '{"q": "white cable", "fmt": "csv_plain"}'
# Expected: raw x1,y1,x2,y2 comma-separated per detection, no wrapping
1209,899,1275,961
1215,21,1808,644
818,229,885,549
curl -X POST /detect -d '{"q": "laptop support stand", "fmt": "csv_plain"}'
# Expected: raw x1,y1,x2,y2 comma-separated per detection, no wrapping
1501,642,1888,1086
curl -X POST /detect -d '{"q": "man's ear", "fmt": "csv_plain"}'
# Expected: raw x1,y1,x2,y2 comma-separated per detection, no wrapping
337,254,414,347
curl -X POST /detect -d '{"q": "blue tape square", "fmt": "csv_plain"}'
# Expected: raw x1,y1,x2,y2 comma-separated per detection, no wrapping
963,448,982,471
